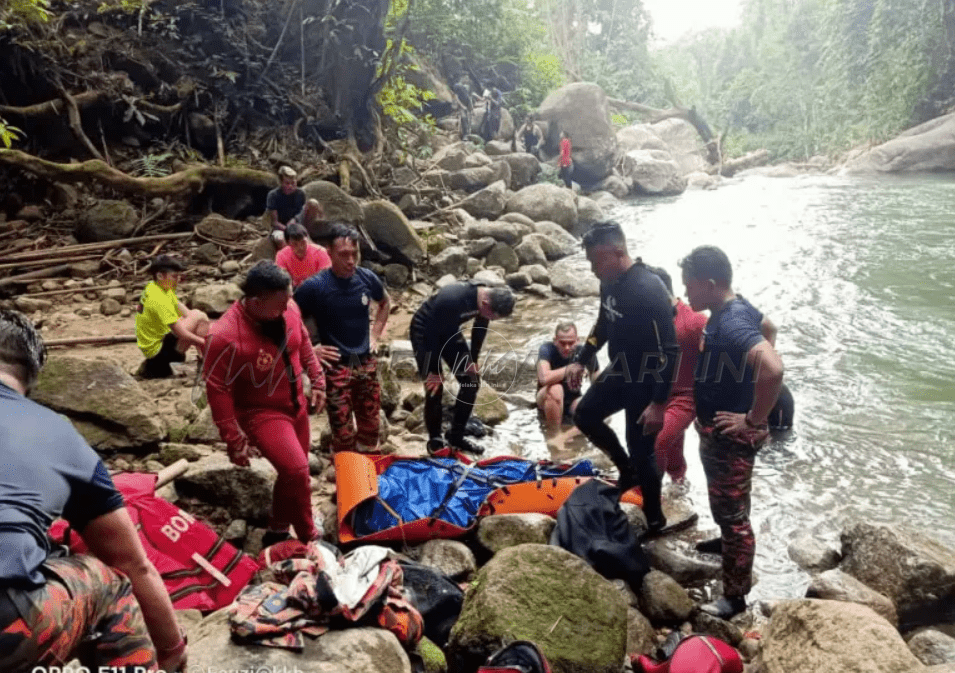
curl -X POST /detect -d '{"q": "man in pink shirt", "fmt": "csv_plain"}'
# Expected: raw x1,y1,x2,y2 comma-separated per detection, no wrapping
275,223,332,288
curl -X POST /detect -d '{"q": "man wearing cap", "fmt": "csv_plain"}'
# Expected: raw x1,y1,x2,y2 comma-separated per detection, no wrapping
135,255,210,379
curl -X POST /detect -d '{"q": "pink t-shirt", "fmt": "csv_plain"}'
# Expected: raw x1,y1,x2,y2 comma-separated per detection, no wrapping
275,243,331,287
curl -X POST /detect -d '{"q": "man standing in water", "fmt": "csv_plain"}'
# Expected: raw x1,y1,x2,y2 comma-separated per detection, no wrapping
680,245,784,619
565,221,678,534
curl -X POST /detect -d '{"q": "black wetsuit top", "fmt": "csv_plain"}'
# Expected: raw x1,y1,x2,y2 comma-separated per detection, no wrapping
576,262,678,403
410,282,488,366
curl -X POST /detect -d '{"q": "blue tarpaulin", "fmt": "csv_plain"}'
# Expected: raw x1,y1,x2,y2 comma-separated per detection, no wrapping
352,458,598,537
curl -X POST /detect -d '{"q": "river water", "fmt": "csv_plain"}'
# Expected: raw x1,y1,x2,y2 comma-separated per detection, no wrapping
479,172,955,600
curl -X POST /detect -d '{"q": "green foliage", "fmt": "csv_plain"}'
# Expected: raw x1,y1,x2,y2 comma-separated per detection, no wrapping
375,40,436,128
0,0,49,28
130,152,173,177
0,117,23,147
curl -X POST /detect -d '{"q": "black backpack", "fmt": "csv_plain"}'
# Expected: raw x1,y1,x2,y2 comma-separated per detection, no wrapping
478,640,553,673
398,561,464,647
549,479,650,593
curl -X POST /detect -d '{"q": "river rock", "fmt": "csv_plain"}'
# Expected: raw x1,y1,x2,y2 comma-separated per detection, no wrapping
32,356,165,450
175,452,276,522
99,298,122,316
431,142,471,171
687,171,720,190
497,152,542,189
418,539,478,581
537,82,618,185
908,630,955,666
575,195,605,235
550,261,599,297
190,283,242,315
469,384,509,425
504,183,578,232
435,274,458,289
159,442,208,464
533,220,580,254
74,200,137,242
102,287,127,302
643,538,721,587
477,514,556,554
692,610,745,646
843,112,955,174
788,529,842,572
464,237,497,257
639,570,694,625
758,600,927,673
464,220,531,246
840,522,955,622
484,242,519,274
195,214,244,241
457,180,508,219
15,296,52,313
498,211,536,227
505,271,532,290
592,175,631,200
194,241,223,265
651,118,710,175
628,608,656,656
620,150,687,196
362,200,427,264
471,269,507,287
464,153,491,168
484,140,512,156
447,544,627,673
515,238,547,266
430,246,468,278
189,609,411,673
301,180,364,228
447,161,511,193
617,124,669,154
383,263,410,287
805,569,898,626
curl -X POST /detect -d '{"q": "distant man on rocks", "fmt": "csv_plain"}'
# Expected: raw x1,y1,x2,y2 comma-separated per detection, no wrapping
294,223,390,453
264,166,306,250
410,281,515,455
536,321,598,442
0,310,188,673
518,115,543,158
680,245,784,619
452,77,473,140
558,131,573,188
565,221,678,534
135,255,209,379
203,261,326,547
275,222,332,289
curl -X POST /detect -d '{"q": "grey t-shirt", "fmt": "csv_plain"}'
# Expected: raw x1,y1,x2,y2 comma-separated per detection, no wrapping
0,383,124,588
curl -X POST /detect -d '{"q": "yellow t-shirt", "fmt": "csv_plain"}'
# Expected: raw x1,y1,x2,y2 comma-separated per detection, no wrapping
136,281,181,358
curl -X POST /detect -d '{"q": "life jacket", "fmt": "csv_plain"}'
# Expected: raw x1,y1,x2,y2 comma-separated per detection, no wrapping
635,635,743,673
49,472,260,612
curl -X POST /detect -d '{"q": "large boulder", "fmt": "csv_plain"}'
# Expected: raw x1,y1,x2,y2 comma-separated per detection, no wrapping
843,112,955,174
504,184,578,232
758,599,927,673
840,522,955,623
464,220,531,246
301,180,364,230
496,153,541,189
175,452,276,522
188,609,411,673
549,261,599,297
195,214,244,241
430,246,468,278
190,283,242,316
458,180,508,220
32,356,165,450
537,82,618,185
362,200,426,264
484,242,520,274
575,196,606,236
404,52,455,117
619,150,687,196
477,513,556,554
447,544,627,673
74,200,137,243
650,118,709,175
617,124,669,154
805,569,898,626
443,161,512,193
514,238,547,267
533,221,579,256
431,142,472,171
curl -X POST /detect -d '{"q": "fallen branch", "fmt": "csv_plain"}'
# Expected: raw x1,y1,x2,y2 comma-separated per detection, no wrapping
56,80,104,161
43,335,138,347
0,232,192,265
0,254,101,272
156,459,190,488
0,264,72,287
607,97,716,154
0,150,277,200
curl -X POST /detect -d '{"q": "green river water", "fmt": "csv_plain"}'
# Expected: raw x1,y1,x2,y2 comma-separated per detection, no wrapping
480,172,955,600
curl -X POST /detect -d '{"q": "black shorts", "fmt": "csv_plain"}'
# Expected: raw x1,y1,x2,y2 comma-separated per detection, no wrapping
142,331,186,379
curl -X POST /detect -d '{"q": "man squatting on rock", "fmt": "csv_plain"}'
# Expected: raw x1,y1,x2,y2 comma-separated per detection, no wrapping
136,254,209,379
681,245,784,619
203,261,327,547
263,166,324,250
409,281,516,455
0,310,188,673
565,221,679,534
294,223,390,453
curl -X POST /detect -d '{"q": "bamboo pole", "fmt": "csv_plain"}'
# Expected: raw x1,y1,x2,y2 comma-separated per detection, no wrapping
43,335,137,347
0,254,101,272
0,232,193,265
156,459,190,488
0,264,72,287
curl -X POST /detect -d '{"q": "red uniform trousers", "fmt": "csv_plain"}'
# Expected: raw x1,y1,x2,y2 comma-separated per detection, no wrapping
654,389,695,481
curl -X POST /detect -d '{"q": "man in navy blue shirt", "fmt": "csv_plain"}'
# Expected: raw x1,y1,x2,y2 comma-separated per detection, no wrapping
681,245,784,619
0,311,187,672
536,321,598,442
294,223,391,453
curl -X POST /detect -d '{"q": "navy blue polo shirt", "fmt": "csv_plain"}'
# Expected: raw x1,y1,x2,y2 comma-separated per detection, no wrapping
294,267,385,358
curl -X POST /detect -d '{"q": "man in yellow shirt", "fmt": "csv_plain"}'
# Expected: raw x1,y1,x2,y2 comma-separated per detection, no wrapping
136,256,210,378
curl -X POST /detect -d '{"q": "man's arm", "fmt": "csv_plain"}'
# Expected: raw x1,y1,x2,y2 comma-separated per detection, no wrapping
79,508,186,672
170,316,205,348
370,289,390,352
761,316,778,347
469,316,490,364
746,340,784,424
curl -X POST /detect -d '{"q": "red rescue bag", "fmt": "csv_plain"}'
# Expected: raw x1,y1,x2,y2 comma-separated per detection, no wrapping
635,635,743,673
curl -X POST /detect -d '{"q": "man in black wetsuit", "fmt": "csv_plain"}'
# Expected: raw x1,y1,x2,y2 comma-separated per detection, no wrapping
410,282,515,454
565,221,679,533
